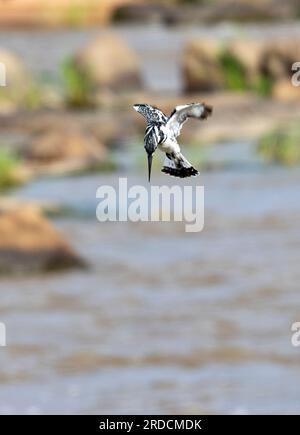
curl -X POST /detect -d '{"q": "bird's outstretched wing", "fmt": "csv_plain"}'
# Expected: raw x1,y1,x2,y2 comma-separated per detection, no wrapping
166,103,213,138
162,151,199,178
133,103,168,124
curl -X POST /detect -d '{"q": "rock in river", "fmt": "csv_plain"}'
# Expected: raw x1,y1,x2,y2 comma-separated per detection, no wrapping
22,126,108,175
73,33,142,94
0,207,85,274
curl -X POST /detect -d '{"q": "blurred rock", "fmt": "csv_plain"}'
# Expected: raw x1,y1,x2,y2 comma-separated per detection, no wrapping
0,49,55,112
0,49,30,110
263,38,300,80
73,33,142,94
183,40,224,92
0,49,28,88
0,207,85,274
228,39,266,80
22,127,107,175
183,35,300,97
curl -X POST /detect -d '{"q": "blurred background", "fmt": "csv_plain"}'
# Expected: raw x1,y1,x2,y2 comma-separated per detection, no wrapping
0,0,300,414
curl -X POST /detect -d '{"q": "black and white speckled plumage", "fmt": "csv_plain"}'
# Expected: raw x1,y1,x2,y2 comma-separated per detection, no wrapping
133,103,168,125
133,102,213,180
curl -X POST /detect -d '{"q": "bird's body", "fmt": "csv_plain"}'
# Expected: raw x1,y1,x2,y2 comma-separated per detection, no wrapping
133,102,213,180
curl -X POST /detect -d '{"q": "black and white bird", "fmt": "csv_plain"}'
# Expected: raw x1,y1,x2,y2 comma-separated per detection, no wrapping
133,102,213,181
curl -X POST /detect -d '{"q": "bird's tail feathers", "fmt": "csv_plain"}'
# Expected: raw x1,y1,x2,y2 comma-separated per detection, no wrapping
162,153,199,178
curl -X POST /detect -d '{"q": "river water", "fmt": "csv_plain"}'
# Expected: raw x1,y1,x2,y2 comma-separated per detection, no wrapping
0,25,300,414
0,155,299,414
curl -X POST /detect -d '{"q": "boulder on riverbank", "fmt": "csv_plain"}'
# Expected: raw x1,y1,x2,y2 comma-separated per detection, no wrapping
66,33,142,106
0,49,31,112
183,36,300,99
183,39,224,92
0,48,55,112
22,126,108,175
0,207,85,274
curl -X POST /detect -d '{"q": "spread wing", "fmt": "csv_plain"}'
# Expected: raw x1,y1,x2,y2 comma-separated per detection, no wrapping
166,103,213,138
133,103,168,124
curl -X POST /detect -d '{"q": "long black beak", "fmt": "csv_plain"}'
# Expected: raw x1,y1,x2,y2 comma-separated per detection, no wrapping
147,154,153,182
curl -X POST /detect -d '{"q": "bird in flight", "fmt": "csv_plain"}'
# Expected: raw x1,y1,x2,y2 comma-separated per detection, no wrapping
133,102,213,181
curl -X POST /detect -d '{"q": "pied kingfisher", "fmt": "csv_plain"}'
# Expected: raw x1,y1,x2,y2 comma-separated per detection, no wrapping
133,102,213,181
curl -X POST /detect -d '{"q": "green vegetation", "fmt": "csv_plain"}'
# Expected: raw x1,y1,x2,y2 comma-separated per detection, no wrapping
0,148,23,190
218,51,247,91
0,81,44,110
23,84,44,110
258,125,300,166
218,50,273,96
251,74,273,97
62,58,93,108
